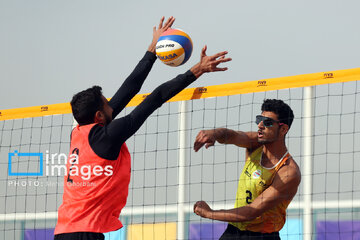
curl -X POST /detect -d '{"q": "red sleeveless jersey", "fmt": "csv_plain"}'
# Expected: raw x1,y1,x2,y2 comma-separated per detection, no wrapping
54,124,131,234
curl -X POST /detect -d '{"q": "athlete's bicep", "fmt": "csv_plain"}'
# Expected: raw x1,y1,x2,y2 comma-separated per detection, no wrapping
233,131,261,150
90,114,145,160
89,121,131,160
106,71,196,150
105,116,134,144
249,165,301,215
110,71,197,143
105,102,160,146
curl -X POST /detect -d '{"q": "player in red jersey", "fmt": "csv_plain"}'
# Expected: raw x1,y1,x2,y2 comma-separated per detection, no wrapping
54,16,231,240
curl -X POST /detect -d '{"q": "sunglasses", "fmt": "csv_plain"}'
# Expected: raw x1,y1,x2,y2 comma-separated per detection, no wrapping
255,115,284,127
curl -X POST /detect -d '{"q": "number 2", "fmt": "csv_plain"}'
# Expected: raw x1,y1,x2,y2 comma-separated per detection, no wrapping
246,190,253,204
67,148,79,183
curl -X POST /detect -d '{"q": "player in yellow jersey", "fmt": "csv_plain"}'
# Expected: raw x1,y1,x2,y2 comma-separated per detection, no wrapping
193,99,301,240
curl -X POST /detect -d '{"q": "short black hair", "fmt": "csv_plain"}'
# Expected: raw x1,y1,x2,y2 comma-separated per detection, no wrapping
70,85,104,125
261,99,294,128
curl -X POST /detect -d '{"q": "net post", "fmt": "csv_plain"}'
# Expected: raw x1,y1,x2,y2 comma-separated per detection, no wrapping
177,100,187,240
303,86,314,240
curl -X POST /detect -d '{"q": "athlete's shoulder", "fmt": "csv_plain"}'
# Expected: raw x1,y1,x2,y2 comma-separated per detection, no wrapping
277,156,301,186
269,156,301,201
287,156,300,174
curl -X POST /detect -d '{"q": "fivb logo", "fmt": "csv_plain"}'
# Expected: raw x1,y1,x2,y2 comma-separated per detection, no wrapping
8,150,113,180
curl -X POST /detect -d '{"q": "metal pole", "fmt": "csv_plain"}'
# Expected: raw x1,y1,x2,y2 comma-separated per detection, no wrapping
303,86,314,240
177,101,187,240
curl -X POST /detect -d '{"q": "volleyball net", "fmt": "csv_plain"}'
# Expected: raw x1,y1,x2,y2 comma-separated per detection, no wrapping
1,68,360,240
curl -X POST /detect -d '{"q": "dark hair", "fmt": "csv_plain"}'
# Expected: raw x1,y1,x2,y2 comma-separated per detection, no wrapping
70,85,104,125
261,99,294,128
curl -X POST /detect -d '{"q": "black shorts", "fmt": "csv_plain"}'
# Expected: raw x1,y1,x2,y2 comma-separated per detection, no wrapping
219,224,280,240
54,232,104,240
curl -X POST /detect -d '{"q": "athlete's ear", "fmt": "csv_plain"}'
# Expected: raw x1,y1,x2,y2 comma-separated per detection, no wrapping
280,124,289,136
94,110,105,124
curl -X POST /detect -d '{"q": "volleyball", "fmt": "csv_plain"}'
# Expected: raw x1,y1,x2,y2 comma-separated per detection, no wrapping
155,28,193,67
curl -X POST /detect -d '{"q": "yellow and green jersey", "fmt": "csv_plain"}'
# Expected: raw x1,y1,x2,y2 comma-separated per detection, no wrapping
230,146,292,233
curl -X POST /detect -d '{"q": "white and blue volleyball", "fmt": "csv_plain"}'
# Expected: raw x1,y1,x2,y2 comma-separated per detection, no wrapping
155,28,193,67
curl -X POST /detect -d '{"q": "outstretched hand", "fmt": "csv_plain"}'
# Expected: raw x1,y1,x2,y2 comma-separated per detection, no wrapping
193,130,216,152
190,46,232,78
148,16,175,53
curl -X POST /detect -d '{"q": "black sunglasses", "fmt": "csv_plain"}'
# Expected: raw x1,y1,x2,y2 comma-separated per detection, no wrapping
255,115,284,127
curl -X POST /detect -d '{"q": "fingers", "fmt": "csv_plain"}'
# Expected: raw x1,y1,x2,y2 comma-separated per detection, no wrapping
157,16,175,32
211,57,232,72
212,67,228,72
160,16,175,32
205,142,215,149
193,201,203,215
194,133,205,152
194,141,205,152
210,51,228,60
158,16,165,29
210,67,228,72
212,55,229,71
203,50,231,72
194,201,210,218
194,131,206,152
164,16,175,30
193,130,215,152
193,201,200,213
216,57,232,63
201,45,207,58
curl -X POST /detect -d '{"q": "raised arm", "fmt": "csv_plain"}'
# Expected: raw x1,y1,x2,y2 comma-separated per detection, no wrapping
111,46,230,140
109,16,175,118
193,128,260,152
91,47,231,160
193,160,301,222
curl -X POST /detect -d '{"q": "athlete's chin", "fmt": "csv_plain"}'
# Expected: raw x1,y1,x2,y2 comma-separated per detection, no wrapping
257,138,271,144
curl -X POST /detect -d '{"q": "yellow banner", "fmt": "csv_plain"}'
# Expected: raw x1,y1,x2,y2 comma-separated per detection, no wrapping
1,67,359,121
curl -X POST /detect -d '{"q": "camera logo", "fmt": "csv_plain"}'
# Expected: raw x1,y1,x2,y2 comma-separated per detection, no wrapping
8,149,114,180
8,150,43,176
